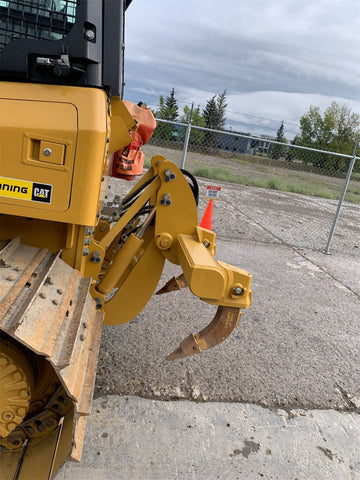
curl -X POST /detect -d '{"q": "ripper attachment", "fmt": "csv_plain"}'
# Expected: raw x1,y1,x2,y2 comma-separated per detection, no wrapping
86,155,252,359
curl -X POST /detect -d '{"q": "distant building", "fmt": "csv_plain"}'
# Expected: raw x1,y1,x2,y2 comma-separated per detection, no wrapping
216,131,276,155
216,130,252,154
252,135,275,154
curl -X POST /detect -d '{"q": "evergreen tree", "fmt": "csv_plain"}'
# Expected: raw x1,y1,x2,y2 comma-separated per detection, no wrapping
158,88,178,121
216,90,227,130
165,88,178,120
203,96,218,129
269,121,287,159
153,89,179,140
203,90,227,130
203,90,227,147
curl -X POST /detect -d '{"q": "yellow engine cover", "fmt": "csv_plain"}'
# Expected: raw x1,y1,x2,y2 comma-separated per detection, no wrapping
0,82,132,226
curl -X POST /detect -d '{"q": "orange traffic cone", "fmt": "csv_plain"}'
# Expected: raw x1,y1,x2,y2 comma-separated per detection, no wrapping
199,199,213,230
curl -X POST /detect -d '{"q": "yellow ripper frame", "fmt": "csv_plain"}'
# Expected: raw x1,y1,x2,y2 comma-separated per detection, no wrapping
85,155,252,359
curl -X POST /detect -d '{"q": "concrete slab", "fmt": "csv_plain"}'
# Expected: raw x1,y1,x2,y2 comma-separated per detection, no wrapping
56,396,360,480
95,238,360,411
302,249,360,297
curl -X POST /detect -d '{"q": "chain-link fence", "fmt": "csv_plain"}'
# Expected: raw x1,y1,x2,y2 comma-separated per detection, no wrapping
142,119,360,255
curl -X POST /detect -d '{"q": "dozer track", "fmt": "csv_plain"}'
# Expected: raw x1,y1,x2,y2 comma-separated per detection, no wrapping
0,238,102,479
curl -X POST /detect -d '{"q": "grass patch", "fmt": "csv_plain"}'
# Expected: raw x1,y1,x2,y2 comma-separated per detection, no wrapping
144,158,152,169
193,167,251,184
193,166,360,204
347,183,360,194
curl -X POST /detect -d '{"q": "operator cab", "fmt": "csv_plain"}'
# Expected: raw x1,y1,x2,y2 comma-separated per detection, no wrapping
0,0,133,95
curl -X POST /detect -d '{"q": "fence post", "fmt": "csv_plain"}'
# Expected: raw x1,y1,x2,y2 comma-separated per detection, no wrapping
323,137,359,254
181,102,194,170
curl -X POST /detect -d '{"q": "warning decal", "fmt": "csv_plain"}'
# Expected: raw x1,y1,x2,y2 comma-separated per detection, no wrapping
0,176,52,204
205,185,221,200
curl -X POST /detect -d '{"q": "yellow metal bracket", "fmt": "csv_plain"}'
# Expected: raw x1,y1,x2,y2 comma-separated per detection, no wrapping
82,154,252,359
108,96,136,154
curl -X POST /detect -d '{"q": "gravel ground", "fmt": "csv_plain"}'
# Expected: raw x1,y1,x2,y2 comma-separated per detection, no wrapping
107,169,360,256
203,180,360,256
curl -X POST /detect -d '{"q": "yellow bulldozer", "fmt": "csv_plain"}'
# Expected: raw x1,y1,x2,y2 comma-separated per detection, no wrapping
0,1,252,478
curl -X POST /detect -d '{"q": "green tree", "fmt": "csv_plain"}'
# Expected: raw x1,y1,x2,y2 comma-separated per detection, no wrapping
152,95,164,117
153,89,179,140
268,121,287,159
180,104,206,145
160,88,178,121
297,102,360,171
203,90,227,147
203,96,217,128
203,90,227,130
299,106,324,146
216,89,227,130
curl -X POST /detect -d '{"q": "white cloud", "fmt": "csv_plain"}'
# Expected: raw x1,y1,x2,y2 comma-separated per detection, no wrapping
167,88,360,136
226,91,360,135
124,0,360,134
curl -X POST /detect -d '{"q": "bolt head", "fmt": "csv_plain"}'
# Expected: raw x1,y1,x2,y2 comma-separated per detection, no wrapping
233,287,243,295
17,407,26,417
85,29,95,41
3,411,14,421
45,419,56,428
19,389,29,399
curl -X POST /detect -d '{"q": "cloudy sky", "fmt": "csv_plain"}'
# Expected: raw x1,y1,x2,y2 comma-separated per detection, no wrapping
124,0,360,137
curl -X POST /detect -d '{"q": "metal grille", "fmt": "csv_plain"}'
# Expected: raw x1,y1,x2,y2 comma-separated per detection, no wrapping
0,0,77,51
